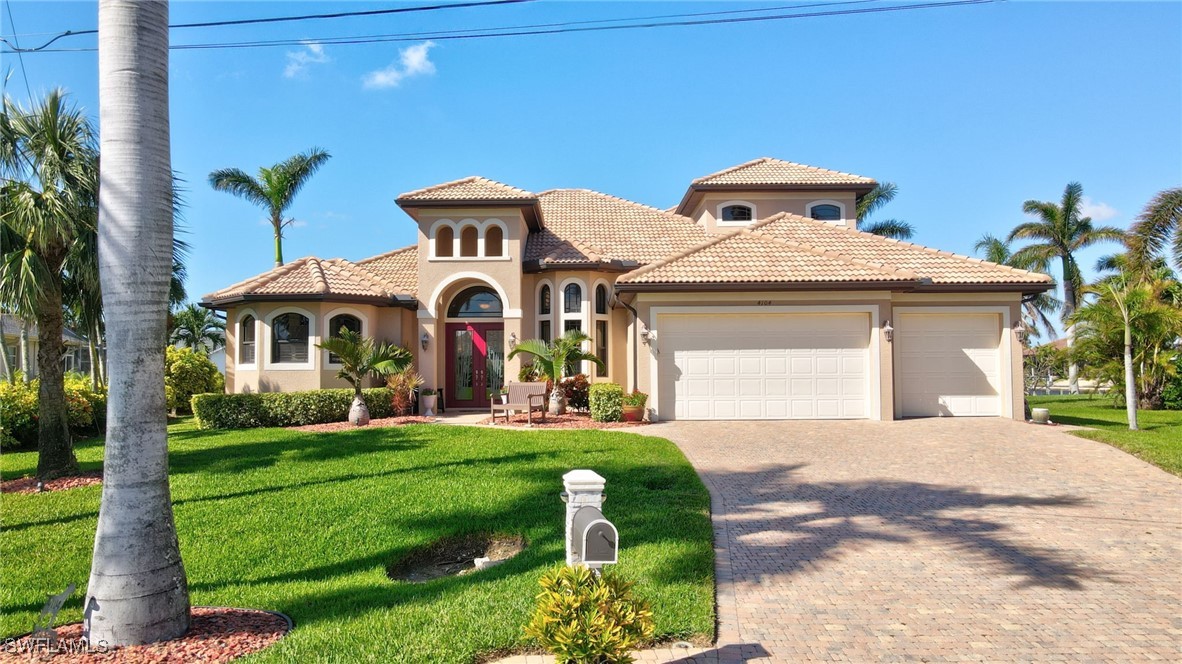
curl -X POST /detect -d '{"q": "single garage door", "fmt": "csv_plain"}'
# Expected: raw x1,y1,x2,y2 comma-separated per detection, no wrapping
896,312,1002,417
658,312,870,420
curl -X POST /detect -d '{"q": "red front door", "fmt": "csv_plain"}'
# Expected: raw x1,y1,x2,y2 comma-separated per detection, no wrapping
445,322,505,409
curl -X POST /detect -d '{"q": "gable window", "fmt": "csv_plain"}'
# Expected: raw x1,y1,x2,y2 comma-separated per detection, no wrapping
721,205,753,222
809,204,842,221
435,226,454,257
271,313,310,364
564,283,582,314
240,315,256,364
327,314,361,364
460,226,479,257
485,225,504,257
448,286,502,318
595,284,608,315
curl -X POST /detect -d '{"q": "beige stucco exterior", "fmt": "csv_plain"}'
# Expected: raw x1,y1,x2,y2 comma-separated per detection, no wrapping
686,191,860,234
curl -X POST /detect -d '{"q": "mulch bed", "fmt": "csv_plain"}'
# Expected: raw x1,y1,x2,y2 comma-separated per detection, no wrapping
480,412,648,429
0,607,289,663
1,471,103,495
288,416,437,433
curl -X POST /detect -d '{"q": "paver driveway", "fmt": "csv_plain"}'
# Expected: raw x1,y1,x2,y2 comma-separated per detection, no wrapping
648,418,1182,662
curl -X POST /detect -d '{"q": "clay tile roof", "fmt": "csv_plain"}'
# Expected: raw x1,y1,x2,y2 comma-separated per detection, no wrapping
396,176,536,202
692,157,876,187
527,189,709,265
355,245,419,296
202,255,414,304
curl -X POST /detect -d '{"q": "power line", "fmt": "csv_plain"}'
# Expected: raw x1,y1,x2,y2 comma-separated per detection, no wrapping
4,0,996,54
0,0,535,53
3,0,32,98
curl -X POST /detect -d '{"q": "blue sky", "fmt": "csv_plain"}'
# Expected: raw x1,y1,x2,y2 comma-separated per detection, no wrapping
4,1,1181,313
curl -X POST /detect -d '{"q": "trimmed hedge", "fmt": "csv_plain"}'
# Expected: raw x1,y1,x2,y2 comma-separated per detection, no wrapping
191,387,396,430
589,383,624,422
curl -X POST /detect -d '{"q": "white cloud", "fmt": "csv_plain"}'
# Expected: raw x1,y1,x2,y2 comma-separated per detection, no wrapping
284,42,329,79
362,41,437,90
1079,196,1118,222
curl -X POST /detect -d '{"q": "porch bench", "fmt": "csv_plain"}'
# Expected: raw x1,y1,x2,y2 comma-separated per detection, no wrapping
490,382,548,425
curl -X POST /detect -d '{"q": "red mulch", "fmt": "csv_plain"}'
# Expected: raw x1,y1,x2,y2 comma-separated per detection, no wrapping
0,607,288,663
1,471,103,495
288,416,437,433
480,412,648,429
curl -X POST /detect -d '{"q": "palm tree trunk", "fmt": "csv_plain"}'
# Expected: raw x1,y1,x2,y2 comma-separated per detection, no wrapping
0,331,13,383
1123,320,1138,431
272,214,283,267
94,320,107,387
1062,257,1080,394
19,319,31,381
36,261,80,479
88,337,100,390
86,0,190,646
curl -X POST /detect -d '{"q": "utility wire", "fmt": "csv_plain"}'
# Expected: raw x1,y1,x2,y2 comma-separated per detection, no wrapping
3,0,32,98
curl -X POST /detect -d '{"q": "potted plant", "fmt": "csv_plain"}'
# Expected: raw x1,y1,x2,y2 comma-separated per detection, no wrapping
622,390,647,422
419,388,438,417
316,329,412,426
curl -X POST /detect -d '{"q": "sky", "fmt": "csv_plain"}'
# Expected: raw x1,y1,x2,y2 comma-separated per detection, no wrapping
4,1,1181,324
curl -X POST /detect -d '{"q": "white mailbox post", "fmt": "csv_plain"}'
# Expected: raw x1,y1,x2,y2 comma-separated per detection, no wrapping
562,469,618,570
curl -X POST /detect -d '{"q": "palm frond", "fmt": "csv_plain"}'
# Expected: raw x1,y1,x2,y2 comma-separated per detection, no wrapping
208,168,271,209
973,234,1011,265
856,182,897,221
859,219,914,240
1128,187,1182,272
273,147,331,215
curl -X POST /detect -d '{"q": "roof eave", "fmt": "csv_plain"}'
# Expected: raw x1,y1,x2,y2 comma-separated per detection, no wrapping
201,293,418,310
614,280,920,293
523,259,638,274
395,198,542,230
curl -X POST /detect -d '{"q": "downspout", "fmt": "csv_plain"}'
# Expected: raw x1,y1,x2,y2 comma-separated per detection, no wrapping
616,293,640,393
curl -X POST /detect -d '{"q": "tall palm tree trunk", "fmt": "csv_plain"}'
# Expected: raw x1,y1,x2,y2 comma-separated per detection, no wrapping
36,253,79,479
0,332,13,383
1123,320,1138,431
1062,257,1080,394
19,319,31,380
272,214,283,266
86,0,190,646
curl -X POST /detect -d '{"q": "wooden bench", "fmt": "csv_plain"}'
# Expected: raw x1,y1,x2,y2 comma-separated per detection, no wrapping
490,382,548,425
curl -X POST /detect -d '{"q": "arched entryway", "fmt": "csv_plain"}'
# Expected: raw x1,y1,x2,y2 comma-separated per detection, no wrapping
444,286,506,409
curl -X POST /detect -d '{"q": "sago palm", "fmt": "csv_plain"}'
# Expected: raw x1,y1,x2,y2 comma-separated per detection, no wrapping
1008,182,1126,392
169,303,226,352
856,182,915,240
209,147,331,267
507,329,604,414
316,328,413,425
973,234,1061,340
1127,186,1182,274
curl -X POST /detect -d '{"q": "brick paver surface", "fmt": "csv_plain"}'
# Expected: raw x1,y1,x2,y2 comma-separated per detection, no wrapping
648,418,1182,662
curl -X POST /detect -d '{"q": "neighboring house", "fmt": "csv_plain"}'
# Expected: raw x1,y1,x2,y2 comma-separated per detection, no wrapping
1,314,92,378
201,158,1053,421
207,346,226,375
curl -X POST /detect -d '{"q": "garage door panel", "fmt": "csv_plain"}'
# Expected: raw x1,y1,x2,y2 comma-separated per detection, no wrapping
897,313,1003,417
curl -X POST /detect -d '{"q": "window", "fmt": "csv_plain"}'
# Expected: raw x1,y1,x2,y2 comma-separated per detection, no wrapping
460,226,479,257
721,205,753,222
327,314,361,364
540,320,552,343
595,320,608,377
539,284,551,315
810,204,842,221
563,320,582,375
240,315,256,364
271,313,310,364
435,226,454,257
485,225,504,257
564,283,582,314
447,286,502,318
595,284,608,315
564,320,582,333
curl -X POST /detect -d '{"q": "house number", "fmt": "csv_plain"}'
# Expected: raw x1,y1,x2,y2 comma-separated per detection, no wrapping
757,300,773,306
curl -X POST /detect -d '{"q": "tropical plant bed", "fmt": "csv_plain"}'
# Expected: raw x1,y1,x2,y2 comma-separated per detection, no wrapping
480,412,649,429
0,419,713,663
0,607,288,663
1,470,102,494
1027,394,1182,475
286,415,437,433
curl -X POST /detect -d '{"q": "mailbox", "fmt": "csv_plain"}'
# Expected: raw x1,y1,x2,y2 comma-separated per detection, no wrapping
571,506,618,566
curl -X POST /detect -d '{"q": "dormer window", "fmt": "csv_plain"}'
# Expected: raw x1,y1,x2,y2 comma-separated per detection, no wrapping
809,203,842,222
721,205,753,222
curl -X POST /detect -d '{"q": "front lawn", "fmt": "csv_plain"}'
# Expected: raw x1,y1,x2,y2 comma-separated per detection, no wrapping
1027,394,1182,476
0,420,714,662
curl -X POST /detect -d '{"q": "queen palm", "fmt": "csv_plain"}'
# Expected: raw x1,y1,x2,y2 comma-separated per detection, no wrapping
209,147,331,267
973,234,1061,340
1007,182,1126,392
316,328,412,425
86,0,190,646
507,329,604,415
856,182,915,239
1127,187,1182,274
169,303,225,352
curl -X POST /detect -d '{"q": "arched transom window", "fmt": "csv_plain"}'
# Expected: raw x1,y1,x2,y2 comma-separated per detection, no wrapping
448,286,503,318
721,204,753,222
809,204,842,221
564,283,582,314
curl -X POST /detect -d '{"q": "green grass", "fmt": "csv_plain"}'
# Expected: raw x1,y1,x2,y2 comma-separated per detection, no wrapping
0,420,714,662
1027,394,1182,475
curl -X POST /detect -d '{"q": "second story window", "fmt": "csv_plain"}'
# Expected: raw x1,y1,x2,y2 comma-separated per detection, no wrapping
460,226,479,257
435,226,454,257
721,205,753,222
485,225,504,257
810,204,842,222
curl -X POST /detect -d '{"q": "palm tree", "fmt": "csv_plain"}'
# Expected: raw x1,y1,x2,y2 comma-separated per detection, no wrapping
0,90,98,479
86,0,190,646
209,147,331,267
973,234,1061,340
316,328,413,425
1127,187,1182,274
1008,182,1126,393
169,303,225,352
507,329,604,415
856,182,915,239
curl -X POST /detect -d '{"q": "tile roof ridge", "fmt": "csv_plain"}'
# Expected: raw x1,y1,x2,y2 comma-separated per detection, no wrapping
306,257,329,294
619,228,747,282
546,187,698,220
398,175,534,199
204,257,313,298
691,157,771,185
762,157,873,180
744,227,919,280
356,244,417,265
542,236,606,263
323,257,398,294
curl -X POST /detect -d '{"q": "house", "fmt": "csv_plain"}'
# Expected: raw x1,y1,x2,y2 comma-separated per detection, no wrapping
201,158,1053,421
1,314,93,379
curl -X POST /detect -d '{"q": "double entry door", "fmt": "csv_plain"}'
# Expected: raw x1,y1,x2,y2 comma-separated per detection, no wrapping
445,322,505,409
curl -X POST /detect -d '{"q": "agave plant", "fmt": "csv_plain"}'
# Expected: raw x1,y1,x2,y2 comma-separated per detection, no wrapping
316,329,412,425
507,329,604,414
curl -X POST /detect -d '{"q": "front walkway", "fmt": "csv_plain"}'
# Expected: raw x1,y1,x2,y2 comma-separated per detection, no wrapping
649,418,1182,662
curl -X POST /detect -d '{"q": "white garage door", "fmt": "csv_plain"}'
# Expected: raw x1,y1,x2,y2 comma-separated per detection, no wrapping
896,313,1002,417
658,313,870,420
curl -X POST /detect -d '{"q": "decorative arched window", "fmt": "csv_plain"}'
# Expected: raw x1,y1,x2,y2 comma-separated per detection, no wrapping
327,314,361,365
564,283,582,315
538,284,552,342
447,286,503,318
460,226,479,257
271,312,310,364
721,205,753,222
485,225,504,257
539,284,551,315
809,204,842,221
435,226,454,257
595,284,608,315
239,315,256,364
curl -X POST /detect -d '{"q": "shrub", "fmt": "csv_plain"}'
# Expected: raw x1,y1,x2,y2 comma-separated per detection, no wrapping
524,565,654,664
165,346,223,414
561,374,591,411
0,374,107,449
590,383,624,422
1162,355,1182,410
387,368,424,416
622,390,648,409
192,387,396,429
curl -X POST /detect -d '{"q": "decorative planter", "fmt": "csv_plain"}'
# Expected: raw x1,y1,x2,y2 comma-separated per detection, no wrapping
420,394,437,417
622,405,644,422
1031,407,1050,425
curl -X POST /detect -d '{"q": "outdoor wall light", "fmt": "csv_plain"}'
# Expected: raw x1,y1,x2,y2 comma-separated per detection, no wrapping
640,328,656,345
882,320,894,342
420,332,430,351
1013,319,1028,340
508,332,518,349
